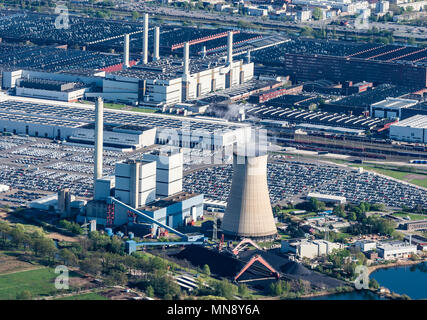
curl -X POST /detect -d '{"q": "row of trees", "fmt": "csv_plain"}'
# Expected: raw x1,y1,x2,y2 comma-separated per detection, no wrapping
0,222,57,261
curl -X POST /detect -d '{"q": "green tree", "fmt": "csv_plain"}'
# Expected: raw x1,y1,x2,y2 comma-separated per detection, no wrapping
238,283,249,298
31,234,57,260
300,27,314,37
312,7,322,20
80,257,102,275
369,279,380,290
202,264,211,276
131,11,140,21
211,279,236,299
16,290,32,300
146,285,155,297
59,248,78,267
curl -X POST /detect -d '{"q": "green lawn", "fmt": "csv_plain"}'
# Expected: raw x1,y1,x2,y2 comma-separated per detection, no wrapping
350,165,427,188
104,103,158,113
0,268,58,300
392,212,427,221
56,292,108,300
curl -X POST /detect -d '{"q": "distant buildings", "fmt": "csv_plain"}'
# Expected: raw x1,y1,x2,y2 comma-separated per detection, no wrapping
404,219,427,231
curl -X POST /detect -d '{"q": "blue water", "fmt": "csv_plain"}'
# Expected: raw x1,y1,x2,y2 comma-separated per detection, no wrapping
306,290,385,300
370,262,427,300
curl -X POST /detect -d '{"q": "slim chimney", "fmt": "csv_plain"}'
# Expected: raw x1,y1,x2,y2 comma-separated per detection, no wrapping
227,31,233,65
246,49,251,64
123,34,130,69
94,97,104,190
153,26,160,61
143,13,149,64
183,41,190,76
202,46,206,58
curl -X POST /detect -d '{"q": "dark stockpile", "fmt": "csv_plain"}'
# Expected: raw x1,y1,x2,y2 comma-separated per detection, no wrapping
173,247,346,289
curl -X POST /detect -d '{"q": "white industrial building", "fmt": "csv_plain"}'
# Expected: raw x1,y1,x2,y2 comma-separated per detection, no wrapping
281,239,344,259
355,240,377,252
69,123,157,149
0,95,251,152
389,115,427,143
377,241,418,260
370,97,418,120
114,159,157,209
0,184,10,193
307,192,346,204
143,148,183,198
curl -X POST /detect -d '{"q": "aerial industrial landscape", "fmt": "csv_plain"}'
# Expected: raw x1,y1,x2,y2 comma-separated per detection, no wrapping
0,0,426,306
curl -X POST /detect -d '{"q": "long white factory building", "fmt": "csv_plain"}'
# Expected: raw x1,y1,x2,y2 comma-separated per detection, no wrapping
0,95,251,151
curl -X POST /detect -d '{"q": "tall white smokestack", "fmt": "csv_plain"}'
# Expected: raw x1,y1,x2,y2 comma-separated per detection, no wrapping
183,42,190,76
143,13,149,64
153,26,160,61
123,34,130,69
94,97,104,187
227,31,233,65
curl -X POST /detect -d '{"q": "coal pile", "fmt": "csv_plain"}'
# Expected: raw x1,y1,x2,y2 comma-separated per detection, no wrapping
173,247,346,290
173,246,242,277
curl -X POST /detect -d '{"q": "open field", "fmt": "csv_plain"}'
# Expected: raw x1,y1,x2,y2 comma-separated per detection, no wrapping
55,292,109,300
104,103,158,114
0,251,40,275
0,267,58,299
350,165,427,188
392,212,427,221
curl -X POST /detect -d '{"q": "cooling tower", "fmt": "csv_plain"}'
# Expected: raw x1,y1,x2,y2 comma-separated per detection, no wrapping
221,152,277,239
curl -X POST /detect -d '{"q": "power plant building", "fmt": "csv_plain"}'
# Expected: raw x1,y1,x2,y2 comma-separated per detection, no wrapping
114,159,157,209
143,148,183,198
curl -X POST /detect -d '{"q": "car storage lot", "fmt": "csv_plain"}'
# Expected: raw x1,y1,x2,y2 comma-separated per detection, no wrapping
183,155,427,210
0,135,152,207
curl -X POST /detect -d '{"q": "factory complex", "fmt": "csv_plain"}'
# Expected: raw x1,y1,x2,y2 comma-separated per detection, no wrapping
0,8,426,303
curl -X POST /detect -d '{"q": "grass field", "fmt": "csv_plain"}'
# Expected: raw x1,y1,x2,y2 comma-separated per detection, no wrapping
56,292,108,300
104,103,158,113
0,267,58,300
350,165,427,188
392,212,427,221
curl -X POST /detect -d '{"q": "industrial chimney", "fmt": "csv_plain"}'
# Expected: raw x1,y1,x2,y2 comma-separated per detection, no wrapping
183,41,190,76
94,97,104,193
227,31,233,65
123,34,130,69
221,148,277,240
142,13,149,64
182,42,190,101
153,26,160,61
